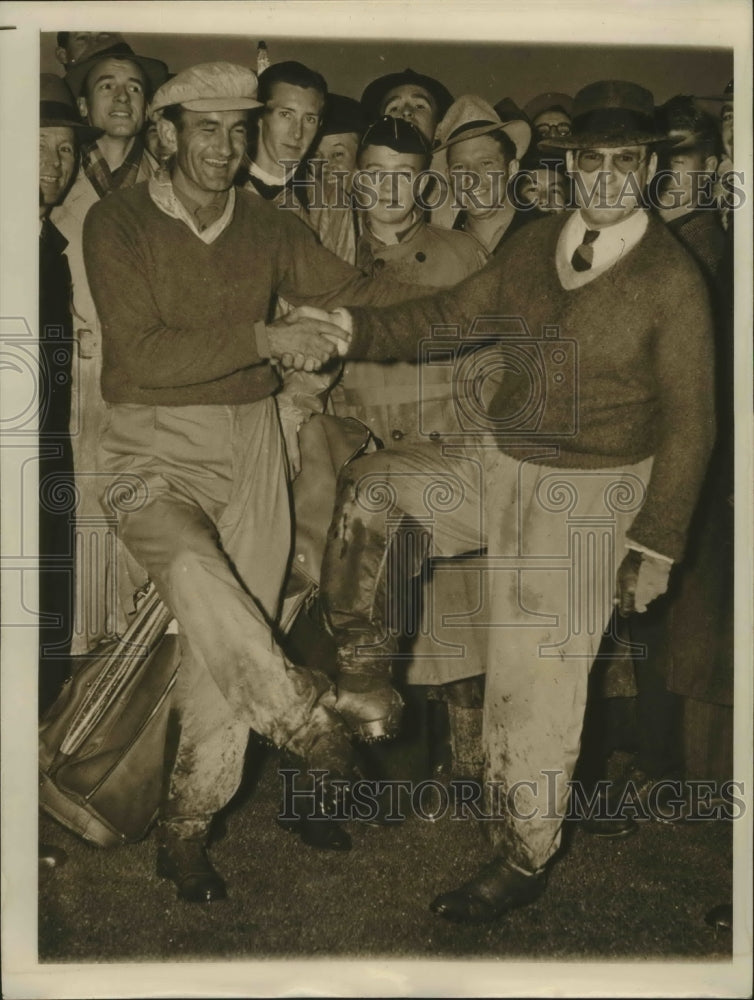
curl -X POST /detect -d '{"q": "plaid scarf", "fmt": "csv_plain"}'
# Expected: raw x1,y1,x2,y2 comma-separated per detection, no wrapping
82,136,146,200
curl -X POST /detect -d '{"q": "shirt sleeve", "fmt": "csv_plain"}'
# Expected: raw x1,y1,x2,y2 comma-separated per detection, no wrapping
83,197,265,390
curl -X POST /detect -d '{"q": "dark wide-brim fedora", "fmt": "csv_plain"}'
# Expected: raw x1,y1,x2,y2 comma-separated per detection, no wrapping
539,80,674,150
40,73,103,141
65,36,169,98
360,68,454,122
321,93,369,137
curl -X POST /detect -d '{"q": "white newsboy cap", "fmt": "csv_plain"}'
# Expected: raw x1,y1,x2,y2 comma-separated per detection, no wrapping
150,61,262,119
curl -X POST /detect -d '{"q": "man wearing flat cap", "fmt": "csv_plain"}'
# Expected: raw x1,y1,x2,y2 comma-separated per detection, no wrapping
309,79,715,923
50,35,169,655
83,61,427,903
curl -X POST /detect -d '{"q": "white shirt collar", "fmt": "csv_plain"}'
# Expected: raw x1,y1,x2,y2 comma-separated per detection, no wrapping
148,173,235,245
249,159,296,187
557,209,649,290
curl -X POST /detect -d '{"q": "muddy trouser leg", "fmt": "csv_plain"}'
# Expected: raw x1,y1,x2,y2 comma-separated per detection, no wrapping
480,452,654,874
99,401,352,842
320,442,486,742
445,676,486,780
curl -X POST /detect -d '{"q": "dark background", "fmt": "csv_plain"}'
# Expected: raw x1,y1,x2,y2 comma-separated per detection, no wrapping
41,32,732,107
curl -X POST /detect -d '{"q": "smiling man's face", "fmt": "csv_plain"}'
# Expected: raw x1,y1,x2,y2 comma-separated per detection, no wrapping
78,58,147,139
39,126,76,207
161,108,249,203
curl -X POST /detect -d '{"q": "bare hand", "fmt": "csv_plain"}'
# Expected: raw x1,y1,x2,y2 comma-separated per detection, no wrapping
614,548,671,616
266,309,343,371
615,548,642,617
289,305,351,355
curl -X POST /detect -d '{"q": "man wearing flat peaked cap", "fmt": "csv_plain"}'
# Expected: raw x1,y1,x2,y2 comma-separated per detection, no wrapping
83,61,426,904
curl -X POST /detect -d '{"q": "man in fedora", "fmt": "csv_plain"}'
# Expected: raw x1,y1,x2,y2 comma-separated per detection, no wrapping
50,36,169,656
360,67,454,144
54,30,119,70
307,93,368,264
309,79,715,922
595,93,733,832
82,61,432,902
37,71,104,874
38,73,103,712
516,93,573,219
523,91,574,143
433,95,531,253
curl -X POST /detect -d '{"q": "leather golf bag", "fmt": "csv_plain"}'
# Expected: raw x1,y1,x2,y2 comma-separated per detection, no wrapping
39,581,178,848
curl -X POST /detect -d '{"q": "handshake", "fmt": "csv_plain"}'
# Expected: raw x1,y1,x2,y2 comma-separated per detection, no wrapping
264,305,351,372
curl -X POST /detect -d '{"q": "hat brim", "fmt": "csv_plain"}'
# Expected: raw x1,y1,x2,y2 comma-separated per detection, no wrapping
696,92,734,102
539,130,677,150
179,97,263,112
436,119,531,161
40,117,103,141
523,92,574,123
361,71,453,121
66,51,169,98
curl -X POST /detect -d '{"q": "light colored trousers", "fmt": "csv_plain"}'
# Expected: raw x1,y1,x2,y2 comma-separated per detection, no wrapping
325,439,652,871
98,398,341,837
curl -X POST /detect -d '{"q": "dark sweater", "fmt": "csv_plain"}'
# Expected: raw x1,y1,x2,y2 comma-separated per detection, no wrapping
348,212,716,560
665,209,730,299
83,184,418,406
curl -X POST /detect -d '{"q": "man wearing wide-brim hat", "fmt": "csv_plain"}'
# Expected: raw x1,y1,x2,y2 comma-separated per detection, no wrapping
313,79,716,922
360,67,454,143
82,60,429,904
523,91,574,141
38,74,103,712
60,34,168,206
697,80,734,197
307,93,369,264
433,94,531,253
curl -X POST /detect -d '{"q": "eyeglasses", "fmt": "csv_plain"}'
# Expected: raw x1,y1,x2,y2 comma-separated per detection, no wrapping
535,122,572,137
575,149,647,174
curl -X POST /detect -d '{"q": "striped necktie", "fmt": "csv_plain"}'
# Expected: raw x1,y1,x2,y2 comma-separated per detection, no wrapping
571,228,601,272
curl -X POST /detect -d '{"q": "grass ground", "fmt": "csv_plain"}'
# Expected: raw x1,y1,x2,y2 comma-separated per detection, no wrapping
39,747,733,965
